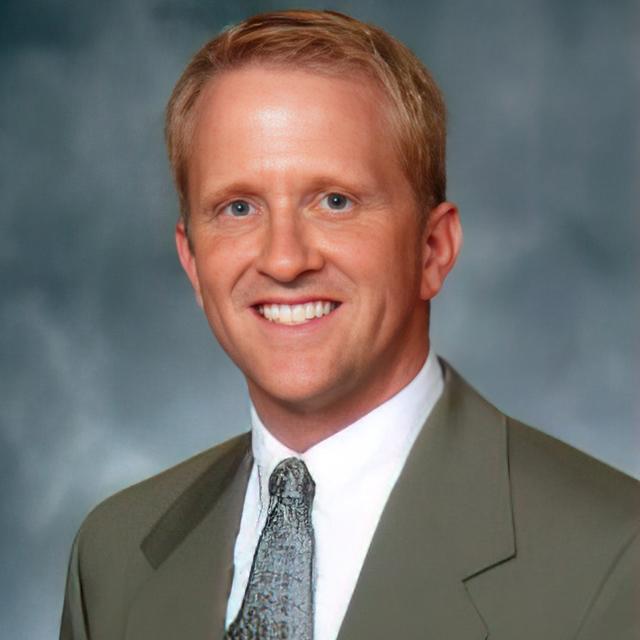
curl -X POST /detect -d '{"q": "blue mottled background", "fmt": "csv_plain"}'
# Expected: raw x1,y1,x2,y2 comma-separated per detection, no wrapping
1,0,637,637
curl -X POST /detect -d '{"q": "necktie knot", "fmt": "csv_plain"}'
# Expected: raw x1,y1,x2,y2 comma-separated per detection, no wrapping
269,457,315,509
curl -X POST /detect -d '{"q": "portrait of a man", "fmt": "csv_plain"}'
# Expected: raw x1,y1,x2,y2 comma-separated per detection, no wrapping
57,9,639,640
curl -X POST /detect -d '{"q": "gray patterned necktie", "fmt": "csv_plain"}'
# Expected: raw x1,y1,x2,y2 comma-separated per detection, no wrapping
225,457,316,640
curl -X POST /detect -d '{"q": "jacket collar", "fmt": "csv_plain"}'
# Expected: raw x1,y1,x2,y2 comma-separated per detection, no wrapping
125,359,515,639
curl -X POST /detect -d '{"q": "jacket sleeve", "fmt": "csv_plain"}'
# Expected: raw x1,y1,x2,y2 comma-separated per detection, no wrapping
60,532,90,640
575,529,640,640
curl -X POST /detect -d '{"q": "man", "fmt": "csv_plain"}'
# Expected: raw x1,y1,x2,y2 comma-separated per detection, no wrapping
60,10,639,640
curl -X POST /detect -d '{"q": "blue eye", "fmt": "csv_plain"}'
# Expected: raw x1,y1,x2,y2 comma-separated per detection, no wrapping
321,193,353,211
223,200,255,217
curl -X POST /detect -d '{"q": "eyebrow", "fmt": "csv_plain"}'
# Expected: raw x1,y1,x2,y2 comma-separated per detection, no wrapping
199,174,378,205
199,182,262,206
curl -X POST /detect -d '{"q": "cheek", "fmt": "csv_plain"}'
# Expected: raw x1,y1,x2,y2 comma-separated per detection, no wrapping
376,242,424,313
196,257,224,298
360,233,420,285
195,236,253,294
193,261,237,330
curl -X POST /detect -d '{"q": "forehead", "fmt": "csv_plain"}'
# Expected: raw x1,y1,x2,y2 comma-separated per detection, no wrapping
194,62,391,122
193,65,391,139
186,65,407,193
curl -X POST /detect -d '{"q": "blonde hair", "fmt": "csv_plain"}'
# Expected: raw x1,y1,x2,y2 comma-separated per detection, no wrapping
165,9,447,221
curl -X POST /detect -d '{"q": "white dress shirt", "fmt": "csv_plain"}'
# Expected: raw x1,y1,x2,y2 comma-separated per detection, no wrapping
225,349,444,640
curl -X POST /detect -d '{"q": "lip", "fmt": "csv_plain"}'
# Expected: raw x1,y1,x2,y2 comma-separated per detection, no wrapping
250,296,341,306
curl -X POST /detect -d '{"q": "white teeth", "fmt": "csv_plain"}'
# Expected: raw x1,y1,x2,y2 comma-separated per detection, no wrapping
257,301,338,325
292,305,306,322
280,305,292,323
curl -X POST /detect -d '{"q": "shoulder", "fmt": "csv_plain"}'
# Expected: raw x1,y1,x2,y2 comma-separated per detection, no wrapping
74,432,251,565
443,359,639,532
505,419,640,634
62,433,250,637
444,363,640,634
506,416,639,533
504,415,639,613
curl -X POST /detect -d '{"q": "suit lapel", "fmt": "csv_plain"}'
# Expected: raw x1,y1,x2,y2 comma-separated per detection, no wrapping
125,434,252,640
337,361,516,640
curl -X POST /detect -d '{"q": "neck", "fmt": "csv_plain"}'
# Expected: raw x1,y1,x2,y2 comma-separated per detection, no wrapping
249,340,431,453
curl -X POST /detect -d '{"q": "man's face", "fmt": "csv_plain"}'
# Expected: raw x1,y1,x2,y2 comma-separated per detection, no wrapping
177,66,454,421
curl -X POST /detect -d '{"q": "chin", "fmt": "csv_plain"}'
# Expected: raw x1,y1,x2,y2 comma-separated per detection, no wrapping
249,368,348,413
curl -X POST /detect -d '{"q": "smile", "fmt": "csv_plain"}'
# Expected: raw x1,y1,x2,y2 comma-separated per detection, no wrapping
256,301,339,325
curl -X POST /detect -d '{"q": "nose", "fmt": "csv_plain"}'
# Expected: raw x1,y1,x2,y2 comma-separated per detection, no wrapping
255,208,324,282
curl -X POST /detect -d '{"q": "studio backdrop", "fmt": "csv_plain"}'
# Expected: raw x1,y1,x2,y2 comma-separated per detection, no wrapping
1,1,637,638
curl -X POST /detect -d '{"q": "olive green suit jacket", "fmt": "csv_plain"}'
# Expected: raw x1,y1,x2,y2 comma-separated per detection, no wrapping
60,362,640,639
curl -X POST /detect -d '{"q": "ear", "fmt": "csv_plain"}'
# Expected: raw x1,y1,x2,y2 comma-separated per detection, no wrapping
175,220,204,308
420,201,463,301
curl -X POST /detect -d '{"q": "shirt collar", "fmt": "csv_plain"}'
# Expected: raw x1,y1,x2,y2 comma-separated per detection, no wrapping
250,349,443,507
